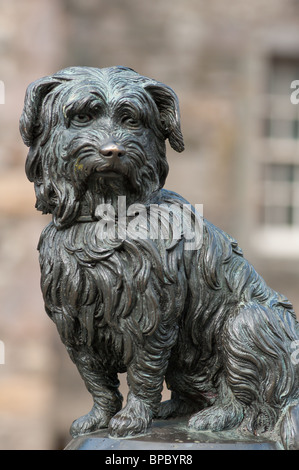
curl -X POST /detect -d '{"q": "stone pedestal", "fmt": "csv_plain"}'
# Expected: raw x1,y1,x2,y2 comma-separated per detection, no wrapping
65,418,281,450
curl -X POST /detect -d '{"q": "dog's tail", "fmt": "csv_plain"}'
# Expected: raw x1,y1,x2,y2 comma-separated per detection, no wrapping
278,402,299,450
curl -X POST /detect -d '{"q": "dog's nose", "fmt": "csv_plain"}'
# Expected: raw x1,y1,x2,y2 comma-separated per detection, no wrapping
99,141,126,159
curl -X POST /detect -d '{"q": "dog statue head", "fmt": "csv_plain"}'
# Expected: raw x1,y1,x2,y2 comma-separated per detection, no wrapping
19,66,184,229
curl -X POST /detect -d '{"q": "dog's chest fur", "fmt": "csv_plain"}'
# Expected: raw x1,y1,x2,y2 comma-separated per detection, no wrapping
37,195,191,368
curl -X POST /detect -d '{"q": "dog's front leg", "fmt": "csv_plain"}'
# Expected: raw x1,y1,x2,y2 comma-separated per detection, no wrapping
66,346,123,437
109,330,176,438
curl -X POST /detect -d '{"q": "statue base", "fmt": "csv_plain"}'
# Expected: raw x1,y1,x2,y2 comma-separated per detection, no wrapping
65,418,281,450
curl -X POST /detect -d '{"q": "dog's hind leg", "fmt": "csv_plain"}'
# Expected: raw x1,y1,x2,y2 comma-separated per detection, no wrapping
157,391,201,419
189,301,299,435
278,402,299,450
188,380,244,432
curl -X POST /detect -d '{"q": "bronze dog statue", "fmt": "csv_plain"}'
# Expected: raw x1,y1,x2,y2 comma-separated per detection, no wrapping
20,66,299,448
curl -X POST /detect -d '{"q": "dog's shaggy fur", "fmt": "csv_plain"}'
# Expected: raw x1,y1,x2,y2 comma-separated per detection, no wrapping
20,66,299,447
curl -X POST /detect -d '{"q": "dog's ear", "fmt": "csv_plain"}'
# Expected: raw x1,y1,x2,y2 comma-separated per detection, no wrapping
144,83,185,153
19,76,62,147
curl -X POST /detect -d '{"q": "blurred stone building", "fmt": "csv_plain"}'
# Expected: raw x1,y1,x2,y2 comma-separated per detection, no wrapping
0,0,299,449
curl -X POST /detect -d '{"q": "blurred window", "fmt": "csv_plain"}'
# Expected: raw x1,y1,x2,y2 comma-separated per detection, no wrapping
262,163,299,226
261,57,299,228
253,56,299,257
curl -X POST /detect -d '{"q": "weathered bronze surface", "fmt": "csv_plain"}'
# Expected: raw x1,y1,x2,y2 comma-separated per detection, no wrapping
20,66,299,449
65,417,280,450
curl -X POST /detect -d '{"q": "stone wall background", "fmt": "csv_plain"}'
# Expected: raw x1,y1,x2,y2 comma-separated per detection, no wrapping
0,0,299,449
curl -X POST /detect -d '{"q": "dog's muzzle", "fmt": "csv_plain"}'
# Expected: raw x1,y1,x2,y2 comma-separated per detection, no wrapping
99,141,126,160
96,140,126,177
73,139,126,179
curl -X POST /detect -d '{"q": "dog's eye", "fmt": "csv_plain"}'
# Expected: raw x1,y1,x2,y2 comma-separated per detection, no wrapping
121,116,139,128
72,113,93,124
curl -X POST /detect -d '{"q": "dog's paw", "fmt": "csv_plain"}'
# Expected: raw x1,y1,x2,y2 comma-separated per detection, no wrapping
279,403,299,450
70,406,111,437
108,394,152,438
188,403,243,432
157,397,199,419
157,399,179,419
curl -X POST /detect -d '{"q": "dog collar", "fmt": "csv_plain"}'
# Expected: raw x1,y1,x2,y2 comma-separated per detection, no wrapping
76,215,98,223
